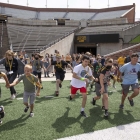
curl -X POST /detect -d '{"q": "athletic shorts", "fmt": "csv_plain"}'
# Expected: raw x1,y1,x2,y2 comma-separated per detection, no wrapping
71,86,87,94
55,72,65,81
121,83,139,94
23,92,36,104
95,82,108,97
33,71,41,79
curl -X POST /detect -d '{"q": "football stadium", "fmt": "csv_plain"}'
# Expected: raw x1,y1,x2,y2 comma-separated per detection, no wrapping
0,1,140,140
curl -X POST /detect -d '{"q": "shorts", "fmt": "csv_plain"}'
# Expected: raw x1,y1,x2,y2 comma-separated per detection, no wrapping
23,92,36,104
121,83,139,94
66,61,70,64
71,86,87,94
33,71,41,79
55,72,65,81
95,82,108,97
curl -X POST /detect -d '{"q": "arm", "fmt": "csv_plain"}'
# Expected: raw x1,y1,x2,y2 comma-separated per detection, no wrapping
36,81,41,96
9,79,19,87
67,64,73,71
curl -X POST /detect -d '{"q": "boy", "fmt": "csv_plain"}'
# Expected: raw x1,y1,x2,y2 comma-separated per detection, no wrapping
70,55,97,117
0,71,10,124
92,58,113,117
9,65,41,117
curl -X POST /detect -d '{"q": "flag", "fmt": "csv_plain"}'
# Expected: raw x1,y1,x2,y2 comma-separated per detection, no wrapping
10,44,13,51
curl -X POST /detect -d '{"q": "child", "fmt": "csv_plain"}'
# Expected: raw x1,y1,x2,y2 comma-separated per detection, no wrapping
9,64,41,117
0,71,10,124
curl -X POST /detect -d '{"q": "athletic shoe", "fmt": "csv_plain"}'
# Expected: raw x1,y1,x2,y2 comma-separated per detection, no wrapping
92,98,96,105
30,112,34,117
113,85,116,89
128,97,134,106
10,94,15,100
90,85,93,89
59,83,62,88
24,106,29,113
69,96,72,100
119,104,124,109
81,111,87,117
0,120,2,125
102,106,105,110
55,91,59,96
104,111,109,117
41,86,43,89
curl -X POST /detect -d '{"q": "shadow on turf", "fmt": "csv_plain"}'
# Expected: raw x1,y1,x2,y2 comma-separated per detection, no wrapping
108,109,140,127
52,107,81,133
0,114,29,132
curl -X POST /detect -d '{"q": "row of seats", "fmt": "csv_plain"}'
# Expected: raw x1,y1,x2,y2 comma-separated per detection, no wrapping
7,24,77,52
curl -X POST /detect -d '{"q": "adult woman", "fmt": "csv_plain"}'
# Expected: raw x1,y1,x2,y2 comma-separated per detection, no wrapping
0,50,18,99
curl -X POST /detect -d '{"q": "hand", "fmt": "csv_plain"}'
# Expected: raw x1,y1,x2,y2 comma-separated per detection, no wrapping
84,78,89,83
6,84,10,88
100,87,105,94
36,92,40,96
108,81,111,86
94,78,98,82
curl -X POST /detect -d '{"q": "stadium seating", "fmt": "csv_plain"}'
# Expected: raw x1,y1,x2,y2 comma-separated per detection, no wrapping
7,24,78,52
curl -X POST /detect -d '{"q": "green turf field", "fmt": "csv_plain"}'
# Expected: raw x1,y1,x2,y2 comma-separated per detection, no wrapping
0,81,140,140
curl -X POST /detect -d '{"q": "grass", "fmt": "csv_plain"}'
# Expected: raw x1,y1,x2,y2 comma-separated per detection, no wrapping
129,35,140,43
0,81,140,140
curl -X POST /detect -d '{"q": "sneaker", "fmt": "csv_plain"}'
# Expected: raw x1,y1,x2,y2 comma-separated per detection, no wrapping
30,112,34,117
119,104,124,109
41,86,43,89
92,98,96,105
0,120,2,125
128,97,134,106
113,85,116,89
102,106,105,110
90,85,93,89
104,111,109,117
69,95,72,100
0,105,4,111
80,111,87,117
59,83,62,88
24,106,29,113
55,91,59,96
10,94,15,100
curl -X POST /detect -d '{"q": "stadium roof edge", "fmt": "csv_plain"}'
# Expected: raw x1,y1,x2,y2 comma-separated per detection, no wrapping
0,2,135,13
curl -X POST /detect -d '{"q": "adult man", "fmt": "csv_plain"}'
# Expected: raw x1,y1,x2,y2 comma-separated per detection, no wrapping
118,53,140,109
47,54,73,96
70,55,97,117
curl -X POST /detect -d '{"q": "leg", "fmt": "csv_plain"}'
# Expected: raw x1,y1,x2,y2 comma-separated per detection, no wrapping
81,93,87,108
29,93,35,117
23,93,29,112
56,79,60,91
70,86,78,100
103,93,109,110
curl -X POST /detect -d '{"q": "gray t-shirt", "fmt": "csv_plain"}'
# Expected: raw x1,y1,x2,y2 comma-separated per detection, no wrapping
32,60,44,72
18,74,38,93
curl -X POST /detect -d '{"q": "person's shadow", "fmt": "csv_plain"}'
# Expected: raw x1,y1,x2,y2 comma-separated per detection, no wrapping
80,105,103,133
0,114,29,132
52,107,81,133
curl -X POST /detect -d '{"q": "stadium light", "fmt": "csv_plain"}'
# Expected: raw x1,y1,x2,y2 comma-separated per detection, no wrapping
67,0,69,8
27,0,29,7
89,0,91,9
45,0,47,8
108,0,110,8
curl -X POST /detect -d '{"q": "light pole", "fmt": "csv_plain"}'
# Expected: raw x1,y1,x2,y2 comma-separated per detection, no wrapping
89,0,91,9
7,0,9,3
27,0,29,7
45,0,47,8
108,0,110,8
67,0,69,8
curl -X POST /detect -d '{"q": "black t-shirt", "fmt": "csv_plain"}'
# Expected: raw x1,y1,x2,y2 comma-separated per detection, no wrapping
124,56,131,63
93,62,102,75
97,66,111,84
51,60,68,73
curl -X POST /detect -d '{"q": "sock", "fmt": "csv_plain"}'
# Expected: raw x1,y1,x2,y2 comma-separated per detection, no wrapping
0,108,2,112
81,108,84,112
105,109,108,113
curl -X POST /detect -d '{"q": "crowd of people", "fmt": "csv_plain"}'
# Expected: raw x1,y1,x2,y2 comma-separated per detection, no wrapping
0,49,140,124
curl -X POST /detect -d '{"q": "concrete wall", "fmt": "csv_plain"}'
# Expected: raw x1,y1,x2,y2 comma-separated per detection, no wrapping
40,33,74,56
97,40,123,55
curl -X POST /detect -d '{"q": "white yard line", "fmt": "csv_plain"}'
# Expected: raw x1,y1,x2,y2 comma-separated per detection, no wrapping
58,121,140,140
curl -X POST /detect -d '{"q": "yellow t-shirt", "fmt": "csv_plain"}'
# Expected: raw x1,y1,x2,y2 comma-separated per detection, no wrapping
117,57,126,65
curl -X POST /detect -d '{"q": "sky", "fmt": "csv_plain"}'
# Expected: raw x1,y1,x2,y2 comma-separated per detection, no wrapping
0,0,140,19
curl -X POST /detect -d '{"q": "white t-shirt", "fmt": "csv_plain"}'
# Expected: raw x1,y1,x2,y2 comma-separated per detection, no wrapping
71,64,92,88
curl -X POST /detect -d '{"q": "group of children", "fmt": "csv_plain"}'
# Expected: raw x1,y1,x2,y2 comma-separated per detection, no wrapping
0,51,140,124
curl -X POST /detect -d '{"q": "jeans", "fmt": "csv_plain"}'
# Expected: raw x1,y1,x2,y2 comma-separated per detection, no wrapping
7,71,17,95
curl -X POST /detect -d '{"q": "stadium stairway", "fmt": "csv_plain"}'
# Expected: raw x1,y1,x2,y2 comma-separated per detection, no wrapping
104,43,140,59
0,21,9,59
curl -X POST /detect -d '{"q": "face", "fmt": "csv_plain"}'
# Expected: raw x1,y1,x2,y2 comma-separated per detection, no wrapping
98,58,101,63
6,54,13,60
131,56,138,64
24,67,32,76
56,57,61,62
106,60,113,69
82,59,89,67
